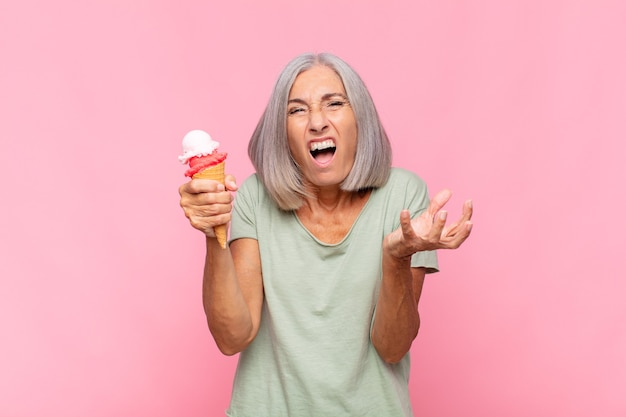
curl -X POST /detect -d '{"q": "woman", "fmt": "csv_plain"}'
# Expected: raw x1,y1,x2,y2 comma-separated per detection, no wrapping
179,53,473,417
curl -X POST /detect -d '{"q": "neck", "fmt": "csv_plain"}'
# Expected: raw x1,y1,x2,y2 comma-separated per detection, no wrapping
295,184,372,244
300,184,368,213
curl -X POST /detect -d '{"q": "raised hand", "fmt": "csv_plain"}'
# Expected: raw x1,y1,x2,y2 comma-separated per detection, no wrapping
179,174,238,237
385,189,473,259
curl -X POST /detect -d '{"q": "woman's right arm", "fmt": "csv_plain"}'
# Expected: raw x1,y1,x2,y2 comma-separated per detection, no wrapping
179,177,264,355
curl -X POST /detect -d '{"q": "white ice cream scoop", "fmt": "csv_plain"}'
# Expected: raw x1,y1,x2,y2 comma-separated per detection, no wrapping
178,129,220,164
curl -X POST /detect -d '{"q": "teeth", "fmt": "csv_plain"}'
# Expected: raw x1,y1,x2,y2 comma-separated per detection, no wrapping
310,140,336,152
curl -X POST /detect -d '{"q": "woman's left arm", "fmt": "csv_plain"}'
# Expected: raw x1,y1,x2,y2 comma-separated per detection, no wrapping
371,189,473,363
371,256,425,363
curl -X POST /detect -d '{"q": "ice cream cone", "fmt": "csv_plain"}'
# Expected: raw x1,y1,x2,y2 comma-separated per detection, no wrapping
192,161,227,248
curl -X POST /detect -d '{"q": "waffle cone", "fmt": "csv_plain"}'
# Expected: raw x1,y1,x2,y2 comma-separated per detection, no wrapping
192,161,227,248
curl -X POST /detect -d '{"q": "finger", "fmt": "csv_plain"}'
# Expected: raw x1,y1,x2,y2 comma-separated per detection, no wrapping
196,201,233,217
187,178,226,194
183,198,233,223
451,200,473,229
462,199,473,221
179,181,195,197
205,212,232,229
428,209,448,242
180,189,234,216
196,190,235,207
452,222,473,248
188,212,232,235
225,174,239,191
385,210,418,259
443,221,473,249
400,210,415,239
440,199,473,237
427,189,452,217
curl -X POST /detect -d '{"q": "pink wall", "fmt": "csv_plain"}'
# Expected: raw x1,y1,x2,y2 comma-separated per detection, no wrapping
1,1,624,416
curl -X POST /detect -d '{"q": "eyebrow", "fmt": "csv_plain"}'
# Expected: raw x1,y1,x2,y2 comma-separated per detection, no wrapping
287,93,349,105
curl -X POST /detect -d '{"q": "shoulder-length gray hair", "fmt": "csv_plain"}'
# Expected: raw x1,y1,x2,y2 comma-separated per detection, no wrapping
248,52,392,210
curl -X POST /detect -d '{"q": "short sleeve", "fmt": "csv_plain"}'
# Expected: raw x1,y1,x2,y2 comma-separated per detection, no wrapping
392,169,439,273
229,174,262,242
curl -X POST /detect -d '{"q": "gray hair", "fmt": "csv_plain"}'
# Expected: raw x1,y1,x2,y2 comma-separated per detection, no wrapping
248,52,392,210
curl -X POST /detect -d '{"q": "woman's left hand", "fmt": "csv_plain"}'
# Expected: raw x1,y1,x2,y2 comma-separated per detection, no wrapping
384,189,473,259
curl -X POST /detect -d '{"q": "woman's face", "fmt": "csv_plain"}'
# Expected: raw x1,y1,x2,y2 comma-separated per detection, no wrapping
286,65,358,190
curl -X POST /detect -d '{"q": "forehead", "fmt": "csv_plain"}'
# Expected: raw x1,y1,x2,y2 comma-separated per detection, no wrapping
289,65,346,98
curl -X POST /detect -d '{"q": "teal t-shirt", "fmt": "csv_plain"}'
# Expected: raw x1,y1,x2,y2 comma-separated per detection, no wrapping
226,168,438,417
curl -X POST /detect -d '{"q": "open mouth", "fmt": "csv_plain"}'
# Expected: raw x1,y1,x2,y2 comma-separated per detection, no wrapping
310,139,336,164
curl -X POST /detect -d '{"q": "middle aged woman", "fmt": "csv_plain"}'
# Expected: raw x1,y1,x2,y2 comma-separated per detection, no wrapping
179,52,473,417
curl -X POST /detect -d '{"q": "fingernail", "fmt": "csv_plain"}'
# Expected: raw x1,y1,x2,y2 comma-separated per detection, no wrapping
217,184,225,192
439,211,447,220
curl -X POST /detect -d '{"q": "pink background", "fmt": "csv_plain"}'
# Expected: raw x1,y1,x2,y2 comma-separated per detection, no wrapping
1,1,624,416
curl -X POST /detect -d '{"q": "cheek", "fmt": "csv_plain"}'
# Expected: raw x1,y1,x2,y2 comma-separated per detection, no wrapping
286,123,306,161
286,122,298,148
342,118,358,153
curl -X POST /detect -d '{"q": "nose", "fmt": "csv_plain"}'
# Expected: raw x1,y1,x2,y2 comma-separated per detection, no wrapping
308,105,329,134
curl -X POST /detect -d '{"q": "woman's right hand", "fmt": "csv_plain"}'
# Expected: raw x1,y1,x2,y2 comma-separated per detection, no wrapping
178,174,238,237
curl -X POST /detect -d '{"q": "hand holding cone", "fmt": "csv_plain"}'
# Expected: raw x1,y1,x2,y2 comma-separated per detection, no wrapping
191,161,228,248
179,130,229,249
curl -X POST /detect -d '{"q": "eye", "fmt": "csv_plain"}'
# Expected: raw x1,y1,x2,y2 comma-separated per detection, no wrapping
324,100,348,110
288,106,307,116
